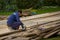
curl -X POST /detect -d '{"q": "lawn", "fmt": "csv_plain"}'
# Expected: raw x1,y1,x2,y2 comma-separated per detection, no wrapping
0,6,60,15
0,11,13,16
31,6,60,14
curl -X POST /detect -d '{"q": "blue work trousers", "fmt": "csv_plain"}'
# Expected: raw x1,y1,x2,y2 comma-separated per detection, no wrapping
7,22,24,30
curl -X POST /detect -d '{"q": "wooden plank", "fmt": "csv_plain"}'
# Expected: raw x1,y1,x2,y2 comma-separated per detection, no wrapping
30,25,60,40
43,26,60,38
44,29,60,38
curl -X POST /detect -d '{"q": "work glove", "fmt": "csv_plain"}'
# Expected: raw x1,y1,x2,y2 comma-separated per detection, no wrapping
22,25,26,31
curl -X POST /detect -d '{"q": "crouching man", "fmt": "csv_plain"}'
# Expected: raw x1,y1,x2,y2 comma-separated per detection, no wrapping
7,10,26,31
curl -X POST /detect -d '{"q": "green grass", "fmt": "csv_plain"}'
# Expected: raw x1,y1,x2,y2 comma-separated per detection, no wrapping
0,11,13,16
0,6,60,15
31,6,60,14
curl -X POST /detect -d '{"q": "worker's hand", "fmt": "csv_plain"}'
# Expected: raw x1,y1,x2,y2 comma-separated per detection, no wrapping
22,25,26,31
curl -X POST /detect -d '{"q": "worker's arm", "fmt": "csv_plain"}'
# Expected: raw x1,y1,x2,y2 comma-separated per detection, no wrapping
13,12,23,24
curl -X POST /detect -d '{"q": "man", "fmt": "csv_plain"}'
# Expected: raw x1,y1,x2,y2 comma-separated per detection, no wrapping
7,10,26,31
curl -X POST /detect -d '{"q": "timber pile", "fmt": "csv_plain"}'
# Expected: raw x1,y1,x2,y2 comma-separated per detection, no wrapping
24,20,60,40
0,16,7,20
0,12,60,40
0,19,60,40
